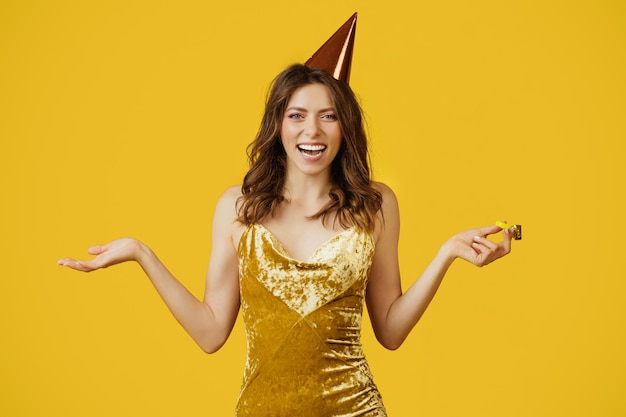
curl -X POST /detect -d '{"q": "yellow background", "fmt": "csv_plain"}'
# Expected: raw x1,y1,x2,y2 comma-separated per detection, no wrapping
1,1,624,415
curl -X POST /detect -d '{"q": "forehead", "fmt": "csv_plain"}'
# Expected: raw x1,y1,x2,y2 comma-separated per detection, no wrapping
286,83,334,108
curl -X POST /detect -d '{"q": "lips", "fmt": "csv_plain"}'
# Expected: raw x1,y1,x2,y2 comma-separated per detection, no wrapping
297,144,327,156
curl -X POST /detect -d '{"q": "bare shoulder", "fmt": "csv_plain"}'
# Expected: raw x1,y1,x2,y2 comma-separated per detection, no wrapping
220,185,243,202
371,181,399,208
370,181,400,242
214,185,242,216
213,185,245,241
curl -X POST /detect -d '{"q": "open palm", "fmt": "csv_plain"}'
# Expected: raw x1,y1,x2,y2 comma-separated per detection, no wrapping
57,238,143,272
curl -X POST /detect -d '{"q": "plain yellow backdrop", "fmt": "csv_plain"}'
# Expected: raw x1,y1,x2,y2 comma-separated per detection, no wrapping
1,1,625,416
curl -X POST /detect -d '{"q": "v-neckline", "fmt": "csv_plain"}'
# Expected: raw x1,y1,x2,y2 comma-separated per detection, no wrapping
255,223,356,263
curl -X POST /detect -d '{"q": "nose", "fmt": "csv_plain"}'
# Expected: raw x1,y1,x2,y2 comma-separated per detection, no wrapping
304,117,321,137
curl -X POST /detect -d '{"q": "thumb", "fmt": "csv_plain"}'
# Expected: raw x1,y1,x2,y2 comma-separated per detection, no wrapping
87,244,107,255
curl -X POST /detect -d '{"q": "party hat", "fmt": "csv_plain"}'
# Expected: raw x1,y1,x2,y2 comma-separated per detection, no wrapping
305,13,357,83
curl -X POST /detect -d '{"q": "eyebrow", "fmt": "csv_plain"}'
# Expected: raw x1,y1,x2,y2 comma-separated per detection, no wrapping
285,106,337,113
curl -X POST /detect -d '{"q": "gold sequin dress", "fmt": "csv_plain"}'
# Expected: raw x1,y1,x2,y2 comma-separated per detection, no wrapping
236,224,387,416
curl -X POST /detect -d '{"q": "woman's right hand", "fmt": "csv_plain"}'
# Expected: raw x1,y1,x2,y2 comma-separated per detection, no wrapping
57,238,145,272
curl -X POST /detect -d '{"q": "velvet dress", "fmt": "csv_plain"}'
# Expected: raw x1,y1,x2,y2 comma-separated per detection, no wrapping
236,223,387,416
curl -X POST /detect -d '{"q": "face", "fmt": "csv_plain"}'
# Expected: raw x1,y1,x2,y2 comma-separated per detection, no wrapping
280,83,342,178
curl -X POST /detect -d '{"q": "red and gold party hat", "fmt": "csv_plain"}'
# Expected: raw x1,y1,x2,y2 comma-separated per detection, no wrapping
305,13,357,83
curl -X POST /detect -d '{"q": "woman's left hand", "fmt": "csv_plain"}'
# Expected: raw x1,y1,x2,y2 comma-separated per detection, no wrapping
444,224,513,267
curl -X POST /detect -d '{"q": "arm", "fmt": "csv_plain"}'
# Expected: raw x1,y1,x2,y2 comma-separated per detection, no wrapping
57,187,243,353
366,183,513,350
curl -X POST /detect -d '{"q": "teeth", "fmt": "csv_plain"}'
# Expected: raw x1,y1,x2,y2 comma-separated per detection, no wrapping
297,144,326,151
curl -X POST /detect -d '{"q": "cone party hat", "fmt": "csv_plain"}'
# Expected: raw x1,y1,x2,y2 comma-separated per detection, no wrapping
305,13,357,83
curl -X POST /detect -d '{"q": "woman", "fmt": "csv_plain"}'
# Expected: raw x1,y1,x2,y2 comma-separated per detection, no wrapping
58,64,514,416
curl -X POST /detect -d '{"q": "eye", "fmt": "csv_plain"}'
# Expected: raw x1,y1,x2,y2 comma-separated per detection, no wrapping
321,113,338,120
287,113,304,120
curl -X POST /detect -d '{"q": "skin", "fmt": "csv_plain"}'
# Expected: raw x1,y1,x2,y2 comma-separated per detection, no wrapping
57,82,513,353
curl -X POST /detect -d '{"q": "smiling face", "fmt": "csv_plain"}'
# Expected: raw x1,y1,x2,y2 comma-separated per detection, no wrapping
239,64,378,229
281,83,343,178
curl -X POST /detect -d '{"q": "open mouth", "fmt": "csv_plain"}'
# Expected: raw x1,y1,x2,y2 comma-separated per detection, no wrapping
297,144,327,156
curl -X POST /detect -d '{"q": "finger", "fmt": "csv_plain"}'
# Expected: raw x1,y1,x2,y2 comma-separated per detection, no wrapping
469,243,492,266
87,244,107,255
57,258,93,272
472,236,502,265
499,229,513,255
473,235,498,251
479,224,504,237
470,240,490,256
77,255,111,271
57,258,80,267
57,258,70,267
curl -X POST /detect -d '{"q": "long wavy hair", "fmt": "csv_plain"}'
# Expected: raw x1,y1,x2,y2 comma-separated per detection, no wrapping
237,64,382,231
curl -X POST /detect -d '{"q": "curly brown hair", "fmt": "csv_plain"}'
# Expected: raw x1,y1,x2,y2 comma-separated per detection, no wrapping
237,64,382,231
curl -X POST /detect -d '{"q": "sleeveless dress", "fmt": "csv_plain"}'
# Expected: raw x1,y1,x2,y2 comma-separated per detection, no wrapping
236,223,387,416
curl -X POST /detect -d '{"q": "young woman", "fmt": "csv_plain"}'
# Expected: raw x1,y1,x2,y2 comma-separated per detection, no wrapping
58,64,514,416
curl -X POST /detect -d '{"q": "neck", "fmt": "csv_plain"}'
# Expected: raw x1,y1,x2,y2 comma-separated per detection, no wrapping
283,170,332,204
